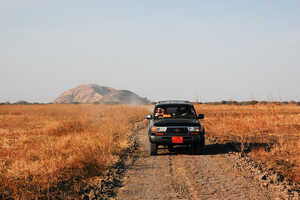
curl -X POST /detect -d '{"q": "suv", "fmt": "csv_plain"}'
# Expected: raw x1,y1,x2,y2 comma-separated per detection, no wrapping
146,101,205,155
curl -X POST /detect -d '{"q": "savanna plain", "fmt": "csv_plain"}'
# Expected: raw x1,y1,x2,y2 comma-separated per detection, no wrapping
0,103,299,199
0,104,148,199
195,104,300,187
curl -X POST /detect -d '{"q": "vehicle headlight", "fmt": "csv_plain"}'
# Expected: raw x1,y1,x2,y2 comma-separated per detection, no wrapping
151,126,167,132
188,127,201,132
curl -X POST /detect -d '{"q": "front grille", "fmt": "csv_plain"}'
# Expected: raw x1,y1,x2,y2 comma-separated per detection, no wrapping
166,127,188,135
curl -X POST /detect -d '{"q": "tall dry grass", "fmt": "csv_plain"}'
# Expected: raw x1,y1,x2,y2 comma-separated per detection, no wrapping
195,104,300,184
0,104,148,199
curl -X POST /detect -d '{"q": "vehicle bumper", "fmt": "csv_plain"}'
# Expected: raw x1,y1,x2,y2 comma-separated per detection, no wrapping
149,135,202,145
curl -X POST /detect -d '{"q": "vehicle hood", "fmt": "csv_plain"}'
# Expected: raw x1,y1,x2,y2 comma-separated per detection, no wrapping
153,119,200,126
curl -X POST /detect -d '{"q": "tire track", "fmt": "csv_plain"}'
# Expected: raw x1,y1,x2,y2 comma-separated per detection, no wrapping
168,155,193,200
114,128,280,200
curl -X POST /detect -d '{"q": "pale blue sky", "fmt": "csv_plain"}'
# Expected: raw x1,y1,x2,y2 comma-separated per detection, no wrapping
1,1,300,102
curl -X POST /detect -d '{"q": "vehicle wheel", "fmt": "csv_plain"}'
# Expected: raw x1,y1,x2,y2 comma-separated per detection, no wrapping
201,128,206,148
168,145,174,152
150,143,158,155
191,142,203,155
200,136,205,149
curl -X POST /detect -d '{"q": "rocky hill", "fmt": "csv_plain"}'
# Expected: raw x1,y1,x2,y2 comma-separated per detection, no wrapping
54,84,149,104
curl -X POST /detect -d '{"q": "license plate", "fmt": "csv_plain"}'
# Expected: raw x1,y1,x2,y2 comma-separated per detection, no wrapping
172,137,183,143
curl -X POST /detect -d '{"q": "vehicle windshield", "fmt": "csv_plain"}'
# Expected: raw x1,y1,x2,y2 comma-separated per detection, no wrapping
154,104,197,119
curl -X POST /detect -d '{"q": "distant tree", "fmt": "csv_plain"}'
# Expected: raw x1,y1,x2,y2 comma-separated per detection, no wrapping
15,101,31,105
248,100,258,105
259,101,268,105
221,100,227,105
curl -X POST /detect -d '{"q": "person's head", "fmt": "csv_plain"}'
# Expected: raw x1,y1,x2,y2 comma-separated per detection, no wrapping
157,107,164,113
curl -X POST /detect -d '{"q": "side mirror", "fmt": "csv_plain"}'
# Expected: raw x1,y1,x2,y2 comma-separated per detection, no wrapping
198,114,204,119
146,114,153,120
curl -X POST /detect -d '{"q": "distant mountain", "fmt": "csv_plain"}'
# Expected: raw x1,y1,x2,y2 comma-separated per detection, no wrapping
54,84,149,104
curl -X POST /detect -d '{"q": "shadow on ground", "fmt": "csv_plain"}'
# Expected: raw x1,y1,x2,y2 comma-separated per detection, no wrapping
154,142,274,156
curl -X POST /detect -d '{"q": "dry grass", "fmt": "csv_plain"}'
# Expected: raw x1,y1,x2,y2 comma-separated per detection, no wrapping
0,104,148,199
195,104,300,185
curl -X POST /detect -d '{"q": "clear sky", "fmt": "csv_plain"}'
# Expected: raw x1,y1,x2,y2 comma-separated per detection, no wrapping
1,1,300,102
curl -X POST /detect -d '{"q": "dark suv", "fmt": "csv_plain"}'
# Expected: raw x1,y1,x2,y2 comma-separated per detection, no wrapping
146,101,205,155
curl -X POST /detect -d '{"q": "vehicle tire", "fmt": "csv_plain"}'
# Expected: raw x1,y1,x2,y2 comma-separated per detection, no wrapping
201,128,206,148
168,145,174,152
150,143,158,155
191,142,203,155
200,135,205,149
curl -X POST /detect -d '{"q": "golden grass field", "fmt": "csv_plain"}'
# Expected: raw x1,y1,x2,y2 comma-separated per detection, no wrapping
0,104,148,199
195,104,300,185
0,103,299,198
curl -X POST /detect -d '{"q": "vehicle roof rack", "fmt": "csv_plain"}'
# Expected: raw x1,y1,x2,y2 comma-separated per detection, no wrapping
156,100,192,104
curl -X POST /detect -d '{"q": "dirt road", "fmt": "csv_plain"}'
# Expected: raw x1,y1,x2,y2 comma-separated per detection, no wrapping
114,129,278,200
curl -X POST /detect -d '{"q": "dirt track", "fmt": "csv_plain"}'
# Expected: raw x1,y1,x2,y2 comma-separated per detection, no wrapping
113,128,283,200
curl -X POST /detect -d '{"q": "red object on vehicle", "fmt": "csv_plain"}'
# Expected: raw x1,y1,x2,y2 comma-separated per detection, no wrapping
172,137,183,143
